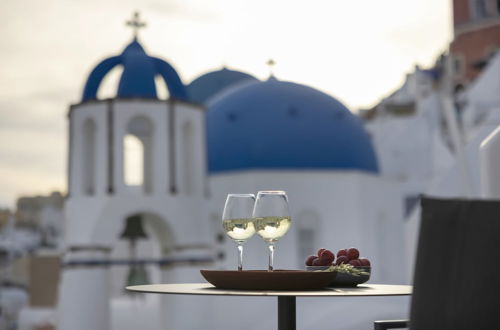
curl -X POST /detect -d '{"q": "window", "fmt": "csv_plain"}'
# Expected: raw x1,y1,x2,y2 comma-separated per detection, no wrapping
453,55,465,79
486,0,500,15
471,0,500,18
124,116,153,193
473,0,488,18
124,134,144,186
82,118,96,195
296,210,320,261
182,121,194,195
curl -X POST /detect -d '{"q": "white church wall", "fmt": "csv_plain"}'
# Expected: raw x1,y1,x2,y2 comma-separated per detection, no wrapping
64,197,112,245
111,295,163,330
173,102,206,197
367,116,435,183
157,266,214,330
65,192,212,330
58,249,111,330
354,174,407,283
69,102,109,197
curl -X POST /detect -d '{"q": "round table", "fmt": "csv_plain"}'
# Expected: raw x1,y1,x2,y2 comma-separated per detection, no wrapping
127,283,412,330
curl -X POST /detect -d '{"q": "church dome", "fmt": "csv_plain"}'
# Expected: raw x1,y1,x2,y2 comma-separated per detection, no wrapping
82,39,188,101
187,68,258,104
207,79,379,173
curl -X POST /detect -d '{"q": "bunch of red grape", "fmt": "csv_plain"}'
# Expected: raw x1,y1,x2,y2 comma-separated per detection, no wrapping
305,247,371,267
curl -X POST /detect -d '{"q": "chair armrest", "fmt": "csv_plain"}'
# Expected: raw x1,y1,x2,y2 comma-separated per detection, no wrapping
374,319,409,330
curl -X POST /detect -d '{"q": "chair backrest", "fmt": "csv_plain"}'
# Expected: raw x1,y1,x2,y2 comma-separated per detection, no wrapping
410,197,500,330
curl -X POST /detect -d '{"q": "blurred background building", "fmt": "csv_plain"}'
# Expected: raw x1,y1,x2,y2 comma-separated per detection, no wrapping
450,0,500,87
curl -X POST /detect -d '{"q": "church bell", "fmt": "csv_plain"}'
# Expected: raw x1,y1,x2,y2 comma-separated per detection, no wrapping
121,215,150,288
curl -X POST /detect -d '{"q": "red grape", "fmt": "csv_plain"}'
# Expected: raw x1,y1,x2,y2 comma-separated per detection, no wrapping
335,255,349,265
337,249,348,258
347,248,360,260
319,250,335,264
319,255,333,265
305,255,318,266
359,258,371,266
348,259,361,267
317,248,327,257
312,258,325,266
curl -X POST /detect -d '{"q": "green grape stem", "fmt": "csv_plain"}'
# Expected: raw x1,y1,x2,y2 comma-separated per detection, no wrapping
314,264,369,276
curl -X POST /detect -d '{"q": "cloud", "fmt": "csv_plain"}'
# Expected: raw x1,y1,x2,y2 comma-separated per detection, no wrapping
0,0,453,207
144,0,221,22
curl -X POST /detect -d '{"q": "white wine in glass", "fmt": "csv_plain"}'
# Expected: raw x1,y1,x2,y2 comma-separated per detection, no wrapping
222,194,256,271
252,216,291,242
252,191,291,271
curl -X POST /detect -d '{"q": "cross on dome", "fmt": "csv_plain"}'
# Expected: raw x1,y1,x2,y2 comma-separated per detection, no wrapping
126,11,146,39
266,58,276,77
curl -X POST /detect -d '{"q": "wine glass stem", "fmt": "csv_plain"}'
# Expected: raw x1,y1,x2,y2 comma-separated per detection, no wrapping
268,243,275,271
237,243,244,271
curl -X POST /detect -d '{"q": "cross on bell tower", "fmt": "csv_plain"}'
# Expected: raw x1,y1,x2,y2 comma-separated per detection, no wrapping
126,11,146,40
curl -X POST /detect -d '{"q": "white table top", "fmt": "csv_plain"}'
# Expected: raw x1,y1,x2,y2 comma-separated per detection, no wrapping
126,283,412,297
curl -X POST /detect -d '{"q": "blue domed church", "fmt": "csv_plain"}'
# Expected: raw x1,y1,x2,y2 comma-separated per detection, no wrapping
206,78,378,173
59,15,406,330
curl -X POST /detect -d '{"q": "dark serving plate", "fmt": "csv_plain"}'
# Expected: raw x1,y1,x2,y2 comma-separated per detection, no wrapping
200,269,337,290
305,266,371,286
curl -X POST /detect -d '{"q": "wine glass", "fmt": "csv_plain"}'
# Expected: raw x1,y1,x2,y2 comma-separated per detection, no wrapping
222,194,256,271
252,191,291,271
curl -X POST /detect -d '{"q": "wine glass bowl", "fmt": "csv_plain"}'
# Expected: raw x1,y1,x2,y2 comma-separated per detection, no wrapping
222,194,256,271
252,191,291,271
253,216,292,242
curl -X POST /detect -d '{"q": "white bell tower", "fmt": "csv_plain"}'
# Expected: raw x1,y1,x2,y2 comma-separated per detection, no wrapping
58,12,211,330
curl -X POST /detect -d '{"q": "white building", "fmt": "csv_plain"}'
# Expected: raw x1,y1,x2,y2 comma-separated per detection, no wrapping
363,51,500,274
59,36,213,330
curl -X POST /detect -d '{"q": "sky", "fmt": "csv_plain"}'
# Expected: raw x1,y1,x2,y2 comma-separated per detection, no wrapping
0,0,452,208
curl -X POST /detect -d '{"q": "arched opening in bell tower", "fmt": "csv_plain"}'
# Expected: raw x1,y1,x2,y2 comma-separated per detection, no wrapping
110,212,176,295
83,118,96,195
154,75,170,100
182,121,195,195
123,116,154,193
124,134,144,186
97,66,124,99
90,209,177,330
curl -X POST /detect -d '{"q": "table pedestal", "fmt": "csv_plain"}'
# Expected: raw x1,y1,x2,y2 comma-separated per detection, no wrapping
278,296,296,330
